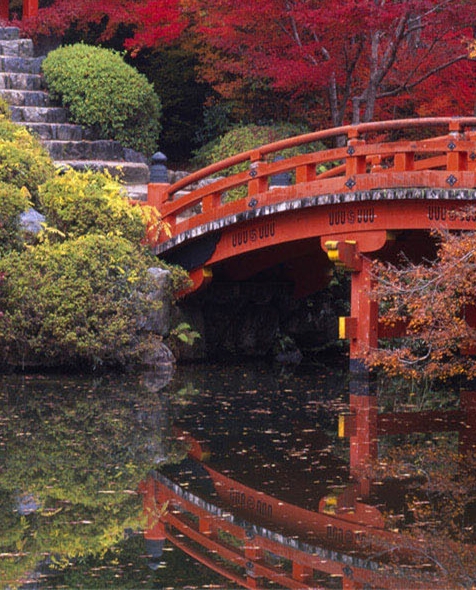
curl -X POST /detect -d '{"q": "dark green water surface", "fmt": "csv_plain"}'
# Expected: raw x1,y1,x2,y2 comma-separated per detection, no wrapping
1,360,474,589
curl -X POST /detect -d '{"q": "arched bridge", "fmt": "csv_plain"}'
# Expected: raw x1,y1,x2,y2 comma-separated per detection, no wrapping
147,117,476,478
148,117,476,298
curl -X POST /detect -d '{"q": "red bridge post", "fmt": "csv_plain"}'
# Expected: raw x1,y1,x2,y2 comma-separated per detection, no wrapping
326,241,379,479
0,0,38,19
23,0,38,18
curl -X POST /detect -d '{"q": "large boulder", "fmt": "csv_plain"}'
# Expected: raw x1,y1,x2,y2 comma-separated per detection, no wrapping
143,267,173,336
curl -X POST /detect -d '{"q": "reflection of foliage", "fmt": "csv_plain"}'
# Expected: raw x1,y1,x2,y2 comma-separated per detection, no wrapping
376,373,459,413
364,442,476,588
0,374,185,589
53,533,230,588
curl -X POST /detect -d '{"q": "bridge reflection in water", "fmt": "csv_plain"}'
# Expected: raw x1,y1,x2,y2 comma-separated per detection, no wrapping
139,389,476,589
143,118,476,588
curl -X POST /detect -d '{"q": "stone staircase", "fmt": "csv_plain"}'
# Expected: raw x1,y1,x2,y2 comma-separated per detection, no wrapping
0,26,150,200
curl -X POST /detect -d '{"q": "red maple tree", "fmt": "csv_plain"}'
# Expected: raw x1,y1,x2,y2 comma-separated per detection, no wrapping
185,0,476,127
17,0,186,48
18,0,476,129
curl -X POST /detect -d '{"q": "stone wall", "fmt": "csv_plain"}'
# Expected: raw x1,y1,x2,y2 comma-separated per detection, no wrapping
169,280,346,363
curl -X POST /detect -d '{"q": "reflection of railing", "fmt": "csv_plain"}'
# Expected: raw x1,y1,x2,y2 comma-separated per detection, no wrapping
141,471,414,589
148,117,476,254
140,459,457,590
339,390,476,459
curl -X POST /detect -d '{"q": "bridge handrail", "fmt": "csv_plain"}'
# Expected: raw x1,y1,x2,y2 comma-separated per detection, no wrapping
163,117,476,198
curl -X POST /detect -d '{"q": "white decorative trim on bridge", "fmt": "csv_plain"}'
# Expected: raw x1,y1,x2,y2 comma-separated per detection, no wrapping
156,186,476,255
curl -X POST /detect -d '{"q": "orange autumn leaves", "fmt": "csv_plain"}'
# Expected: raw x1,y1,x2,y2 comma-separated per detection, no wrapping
368,227,476,381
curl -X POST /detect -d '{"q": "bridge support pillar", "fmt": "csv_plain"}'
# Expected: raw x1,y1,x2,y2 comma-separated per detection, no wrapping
292,562,313,584
325,241,379,477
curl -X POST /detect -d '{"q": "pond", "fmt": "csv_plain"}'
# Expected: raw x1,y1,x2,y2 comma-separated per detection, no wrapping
1,358,475,589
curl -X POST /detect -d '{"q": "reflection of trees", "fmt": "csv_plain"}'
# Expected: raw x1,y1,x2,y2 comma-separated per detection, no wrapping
364,442,476,588
0,372,185,588
53,534,229,589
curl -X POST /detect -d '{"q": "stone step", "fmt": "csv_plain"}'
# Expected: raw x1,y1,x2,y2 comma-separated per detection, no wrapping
0,39,34,57
25,122,88,141
0,26,152,192
10,105,68,123
55,160,150,185
0,72,42,90
0,56,44,74
44,139,131,161
0,27,20,41
0,89,50,106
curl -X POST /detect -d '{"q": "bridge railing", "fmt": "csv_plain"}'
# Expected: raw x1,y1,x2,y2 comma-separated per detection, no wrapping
147,117,476,245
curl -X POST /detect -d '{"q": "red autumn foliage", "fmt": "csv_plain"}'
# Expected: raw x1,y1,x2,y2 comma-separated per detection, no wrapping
16,0,186,49
185,0,476,127
15,0,476,131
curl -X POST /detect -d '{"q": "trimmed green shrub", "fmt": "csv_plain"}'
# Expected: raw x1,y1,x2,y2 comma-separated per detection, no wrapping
0,234,162,368
0,117,54,202
42,43,162,155
193,123,325,200
39,168,147,242
0,183,30,254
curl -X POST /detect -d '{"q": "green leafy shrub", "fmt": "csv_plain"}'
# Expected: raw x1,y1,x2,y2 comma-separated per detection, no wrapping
193,122,323,167
0,234,162,369
0,183,30,254
39,168,147,242
42,43,162,155
0,97,11,118
0,117,54,202
193,123,325,200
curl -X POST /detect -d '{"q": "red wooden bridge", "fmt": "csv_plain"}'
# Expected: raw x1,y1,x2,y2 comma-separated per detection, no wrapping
148,117,476,473
144,119,476,588
148,117,476,296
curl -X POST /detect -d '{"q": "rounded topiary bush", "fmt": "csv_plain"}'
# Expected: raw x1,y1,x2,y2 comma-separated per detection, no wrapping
42,44,162,155
39,168,147,242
